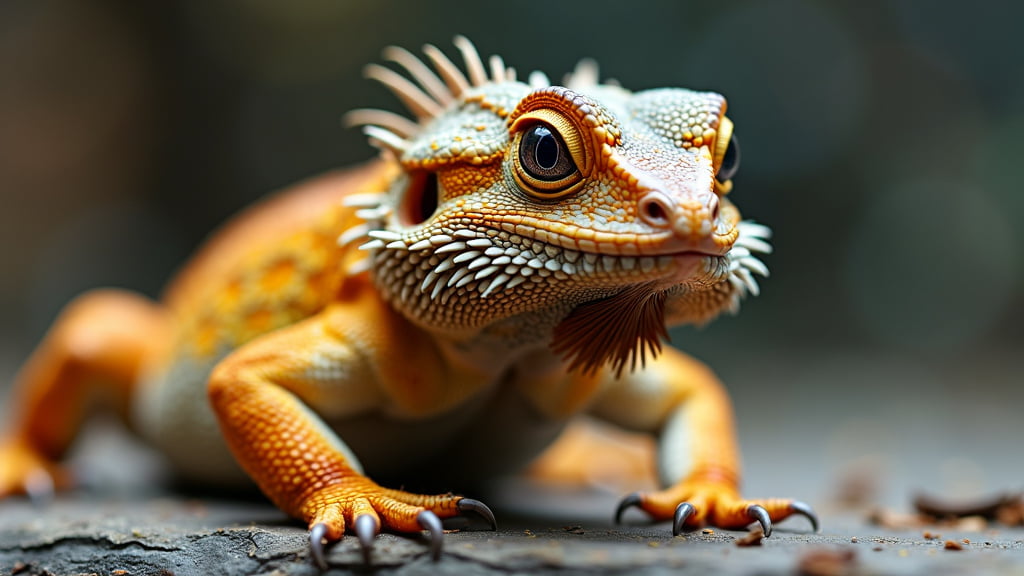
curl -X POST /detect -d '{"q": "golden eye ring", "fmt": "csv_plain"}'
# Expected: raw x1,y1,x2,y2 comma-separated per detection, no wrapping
509,109,591,200
713,116,740,186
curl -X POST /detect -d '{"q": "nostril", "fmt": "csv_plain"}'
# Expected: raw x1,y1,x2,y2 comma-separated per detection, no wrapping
639,193,672,227
708,195,721,222
644,200,667,223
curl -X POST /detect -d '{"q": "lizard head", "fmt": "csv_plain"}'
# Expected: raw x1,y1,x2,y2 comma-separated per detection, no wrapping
343,37,771,375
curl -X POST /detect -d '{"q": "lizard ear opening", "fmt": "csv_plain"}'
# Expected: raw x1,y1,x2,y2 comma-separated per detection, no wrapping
399,171,439,226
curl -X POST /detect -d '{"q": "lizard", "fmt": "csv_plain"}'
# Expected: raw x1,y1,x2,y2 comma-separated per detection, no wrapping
0,36,816,568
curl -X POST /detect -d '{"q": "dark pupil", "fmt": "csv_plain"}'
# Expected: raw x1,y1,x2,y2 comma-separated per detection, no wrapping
533,126,559,169
519,123,577,182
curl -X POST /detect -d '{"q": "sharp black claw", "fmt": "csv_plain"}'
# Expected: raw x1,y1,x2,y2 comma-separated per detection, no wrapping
614,492,643,524
790,500,820,533
457,498,497,531
354,514,377,564
417,510,444,561
309,522,329,571
747,504,772,538
672,502,696,536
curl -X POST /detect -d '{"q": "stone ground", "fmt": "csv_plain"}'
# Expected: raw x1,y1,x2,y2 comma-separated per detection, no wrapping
2,486,1023,576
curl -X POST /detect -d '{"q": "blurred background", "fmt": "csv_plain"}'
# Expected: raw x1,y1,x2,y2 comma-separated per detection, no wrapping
0,0,1021,511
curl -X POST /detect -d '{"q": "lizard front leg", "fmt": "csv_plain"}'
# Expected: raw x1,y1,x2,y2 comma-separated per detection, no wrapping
206,303,494,568
0,289,169,500
588,347,817,536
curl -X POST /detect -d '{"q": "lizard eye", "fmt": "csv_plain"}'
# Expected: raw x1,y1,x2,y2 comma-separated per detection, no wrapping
713,116,740,184
717,135,740,182
510,113,587,200
520,124,577,182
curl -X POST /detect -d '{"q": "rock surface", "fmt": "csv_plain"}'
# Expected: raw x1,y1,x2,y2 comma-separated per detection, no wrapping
3,490,1023,576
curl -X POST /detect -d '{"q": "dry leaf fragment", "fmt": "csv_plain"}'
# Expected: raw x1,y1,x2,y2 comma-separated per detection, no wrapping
735,528,764,547
797,548,857,576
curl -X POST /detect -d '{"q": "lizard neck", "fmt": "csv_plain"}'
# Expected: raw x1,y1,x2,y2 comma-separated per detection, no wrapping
411,302,576,379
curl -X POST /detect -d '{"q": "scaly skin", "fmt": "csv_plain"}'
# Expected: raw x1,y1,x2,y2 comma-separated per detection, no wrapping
0,37,815,567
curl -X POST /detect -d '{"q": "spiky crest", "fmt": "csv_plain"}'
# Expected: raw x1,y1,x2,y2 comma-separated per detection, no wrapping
336,37,773,374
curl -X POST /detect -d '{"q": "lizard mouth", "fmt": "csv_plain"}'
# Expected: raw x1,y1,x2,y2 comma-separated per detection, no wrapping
483,218,732,284
546,238,757,376
482,214,735,258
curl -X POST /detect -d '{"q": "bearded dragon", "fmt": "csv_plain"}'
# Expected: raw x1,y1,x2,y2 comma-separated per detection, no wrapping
0,37,816,567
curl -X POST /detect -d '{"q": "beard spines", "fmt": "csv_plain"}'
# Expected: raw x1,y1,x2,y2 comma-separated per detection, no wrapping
550,283,669,378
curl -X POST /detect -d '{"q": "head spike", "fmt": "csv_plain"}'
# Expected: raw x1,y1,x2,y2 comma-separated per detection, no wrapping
364,63,442,120
488,54,506,83
338,223,371,247
422,44,471,96
343,108,420,139
453,35,488,87
341,192,387,208
566,58,599,90
528,70,551,89
382,46,453,106
362,125,409,156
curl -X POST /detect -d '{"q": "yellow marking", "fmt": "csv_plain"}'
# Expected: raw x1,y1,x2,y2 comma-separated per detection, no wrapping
301,270,328,309
223,278,243,306
245,308,275,335
261,259,298,293
193,316,220,357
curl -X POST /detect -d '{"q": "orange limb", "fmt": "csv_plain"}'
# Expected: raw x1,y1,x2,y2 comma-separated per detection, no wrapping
206,305,493,566
587,347,817,535
526,418,658,493
0,289,169,498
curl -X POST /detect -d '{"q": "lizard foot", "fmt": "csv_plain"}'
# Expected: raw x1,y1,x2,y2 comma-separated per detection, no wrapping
614,478,817,537
0,438,70,505
302,483,495,569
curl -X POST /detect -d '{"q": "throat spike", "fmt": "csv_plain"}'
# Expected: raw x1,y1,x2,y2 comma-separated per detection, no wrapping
551,284,669,377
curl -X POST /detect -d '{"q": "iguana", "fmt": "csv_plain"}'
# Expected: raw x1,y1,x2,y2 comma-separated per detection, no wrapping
0,36,815,568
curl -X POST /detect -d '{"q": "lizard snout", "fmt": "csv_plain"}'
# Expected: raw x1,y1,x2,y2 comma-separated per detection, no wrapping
637,190,728,253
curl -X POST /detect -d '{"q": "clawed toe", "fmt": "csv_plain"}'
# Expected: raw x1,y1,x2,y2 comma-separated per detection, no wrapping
304,495,496,569
614,492,643,524
417,510,444,561
457,498,497,530
672,502,695,536
614,487,820,539
309,523,330,571
789,500,819,533
746,504,772,537
354,514,378,564
306,511,445,568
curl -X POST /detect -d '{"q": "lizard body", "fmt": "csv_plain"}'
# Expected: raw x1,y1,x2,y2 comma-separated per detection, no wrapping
0,37,814,566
